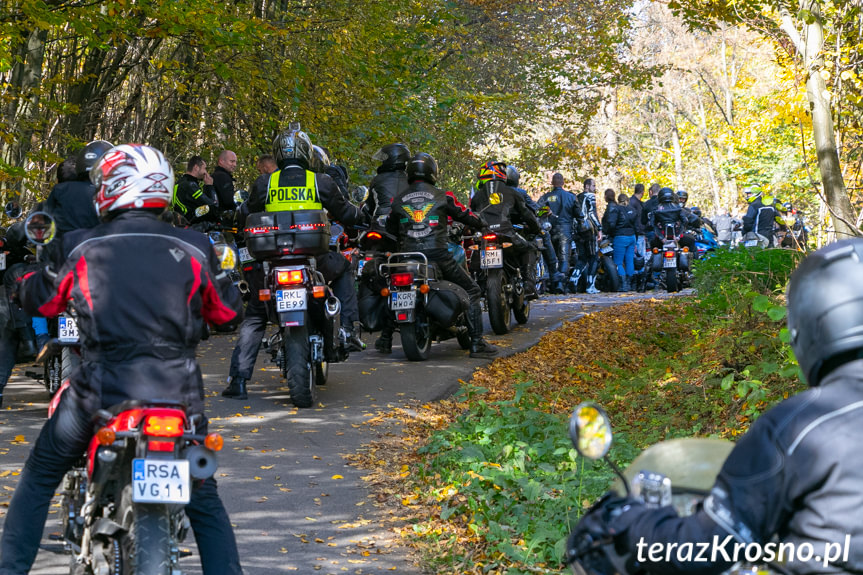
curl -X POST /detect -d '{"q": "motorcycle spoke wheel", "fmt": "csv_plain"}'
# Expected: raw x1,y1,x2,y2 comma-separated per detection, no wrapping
284,325,316,408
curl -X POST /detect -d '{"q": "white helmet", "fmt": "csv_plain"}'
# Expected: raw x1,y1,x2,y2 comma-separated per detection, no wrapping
91,144,174,218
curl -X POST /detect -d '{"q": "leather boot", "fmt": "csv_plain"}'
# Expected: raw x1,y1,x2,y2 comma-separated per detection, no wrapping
467,305,498,359
344,322,366,352
221,377,248,400
374,333,392,354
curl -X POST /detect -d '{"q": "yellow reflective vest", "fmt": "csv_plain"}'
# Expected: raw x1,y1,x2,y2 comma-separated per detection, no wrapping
265,170,322,212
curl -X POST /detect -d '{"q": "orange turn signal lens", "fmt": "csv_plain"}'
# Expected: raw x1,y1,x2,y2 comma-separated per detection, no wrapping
682,247,689,252
652,248,660,254
96,427,116,446
312,286,326,299
204,433,224,452
380,287,391,297
259,289,271,301
419,284,430,294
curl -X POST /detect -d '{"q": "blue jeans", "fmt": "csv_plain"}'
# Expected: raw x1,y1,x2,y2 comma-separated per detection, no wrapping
612,234,636,278
0,391,242,575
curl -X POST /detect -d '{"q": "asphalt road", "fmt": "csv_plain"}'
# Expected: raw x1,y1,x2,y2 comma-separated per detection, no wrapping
0,290,684,574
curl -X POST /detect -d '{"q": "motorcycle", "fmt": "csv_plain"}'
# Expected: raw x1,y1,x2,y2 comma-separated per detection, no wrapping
649,224,690,293
377,251,472,360
467,231,530,335
36,308,81,396
566,403,784,575
51,382,224,575
567,237,621,294
691,224,719,259
244,210,348,408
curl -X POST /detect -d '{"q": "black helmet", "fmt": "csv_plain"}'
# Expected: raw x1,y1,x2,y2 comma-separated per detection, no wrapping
658,187,676,203
690,206,702,217
311,145,330,173
75,140,113,180
273,123,313,169
505,165,520,187
677,190,688,202
407,152,438,184
373,143,411,171
787,239,863,386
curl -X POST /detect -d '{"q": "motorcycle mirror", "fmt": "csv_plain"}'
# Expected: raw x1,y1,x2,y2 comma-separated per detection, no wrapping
213,244,236,271
195,204,210,218
24,211,56,245
569,402,613,460
233,190,249,205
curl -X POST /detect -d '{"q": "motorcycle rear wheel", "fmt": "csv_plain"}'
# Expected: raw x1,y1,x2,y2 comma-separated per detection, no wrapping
665,268,679,292
485,269,511,335
400,314,432,361
284,325,317,408
512,281,529,325
597,255,621,292
115,486,172,575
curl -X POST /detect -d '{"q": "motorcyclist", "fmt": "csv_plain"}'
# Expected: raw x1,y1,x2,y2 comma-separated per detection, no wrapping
742,185,783,247
648,187,699,251
222,124,367,399
172,154,219,224
575,178,602,294
538,173,581,293
44,140,112,240
365,143,411,222
568,238,863,575
0,144,244,575
385,152,498,359
470,160,541,299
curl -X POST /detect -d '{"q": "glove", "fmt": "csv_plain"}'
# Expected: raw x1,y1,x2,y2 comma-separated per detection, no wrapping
6,262,42,306
566,493,645,574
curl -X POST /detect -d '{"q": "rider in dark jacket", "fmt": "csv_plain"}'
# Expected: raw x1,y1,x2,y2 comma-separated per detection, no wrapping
385,152,497,359
538,173,581,292
649,187,699,251
574,179,602,294
0,144,244,575
172,155,219,224
365,143,411,222
570,239,863,575
44,140,112,239
471,161,541,299
742,186,783,247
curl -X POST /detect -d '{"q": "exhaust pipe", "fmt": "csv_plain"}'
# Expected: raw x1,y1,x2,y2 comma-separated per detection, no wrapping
236,280,250,294
324,297,341,319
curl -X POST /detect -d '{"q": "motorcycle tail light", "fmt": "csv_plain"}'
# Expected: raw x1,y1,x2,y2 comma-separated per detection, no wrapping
312,286,326,298
419,284,430,294
483,234,497,241
144,415,184,437
391,273,414,287
96,427,116,446
380,287,391,297
664,251,675,258
397,312,408,321
367,231,382,240
205,433,224,452
276,269,304,285
682,247,689,252
246,226,278,234
147,440,175,452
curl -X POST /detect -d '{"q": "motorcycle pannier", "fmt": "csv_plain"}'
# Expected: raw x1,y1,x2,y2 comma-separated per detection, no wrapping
244,210,330,259
425,280,469,326
358,258,387,332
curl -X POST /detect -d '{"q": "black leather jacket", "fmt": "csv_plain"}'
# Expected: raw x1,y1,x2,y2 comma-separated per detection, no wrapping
44,179,101,236
470,181,540,237
539,187,582,235
385,181,484,255
211,165,236,211
247,161,364,227
365,168,409,219
577,191,601,233
173,173,218,222
742,198,780,239
19,210,243,414
650,202,699,239
615,358,863,575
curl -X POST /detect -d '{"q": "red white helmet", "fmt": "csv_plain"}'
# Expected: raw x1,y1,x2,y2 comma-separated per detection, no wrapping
91,144,174,217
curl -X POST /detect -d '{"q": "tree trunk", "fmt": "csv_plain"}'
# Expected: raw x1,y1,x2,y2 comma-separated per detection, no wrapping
780,0,859,238
667,101,683,190
602,87,622,191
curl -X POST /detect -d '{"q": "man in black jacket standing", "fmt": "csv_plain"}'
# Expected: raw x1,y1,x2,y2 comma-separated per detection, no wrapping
173,155,219,223
0,144,245,575
211,149,238,212
538,173,581,293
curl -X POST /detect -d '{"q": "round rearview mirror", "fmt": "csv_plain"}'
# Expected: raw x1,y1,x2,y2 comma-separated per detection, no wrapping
233,190,250,205
5,200,22,219
569,402,613,460
25,211,56,245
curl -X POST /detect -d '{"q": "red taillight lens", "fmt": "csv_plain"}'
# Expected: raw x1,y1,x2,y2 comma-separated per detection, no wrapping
147,440,176,452
391,273,414,287
367,231,382,240
144,415,184,437
483,234,497,241
246,226,278,234
276,269,304,285
397,312,408,321
664,251,675,258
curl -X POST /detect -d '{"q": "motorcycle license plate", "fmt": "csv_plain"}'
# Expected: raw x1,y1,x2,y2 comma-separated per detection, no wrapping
58,316,79,342
480,248,503,269
390,291,416,310
744,240,758,247
276,289,307,312
238,246,254,263
0,252,5,270
600,245,614,255
663,257,677,268
132,459,190,504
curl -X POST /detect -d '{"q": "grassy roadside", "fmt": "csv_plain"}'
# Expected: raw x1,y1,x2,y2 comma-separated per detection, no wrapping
348,248,806,575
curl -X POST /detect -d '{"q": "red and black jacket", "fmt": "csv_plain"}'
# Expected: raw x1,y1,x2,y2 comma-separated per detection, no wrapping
19,210,243,413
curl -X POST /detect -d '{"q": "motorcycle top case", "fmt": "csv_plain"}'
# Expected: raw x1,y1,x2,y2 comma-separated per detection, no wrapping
425,280,469,326
244,210,330,259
